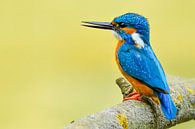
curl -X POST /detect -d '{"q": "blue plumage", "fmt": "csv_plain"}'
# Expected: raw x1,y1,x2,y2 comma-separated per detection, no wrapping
113,13,150,43
114,13,177,120
82,12,177,120
118,42,170,93
117,39,177,120
157,92,177,120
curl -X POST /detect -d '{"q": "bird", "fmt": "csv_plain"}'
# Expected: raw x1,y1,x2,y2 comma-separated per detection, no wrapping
81,13,177,120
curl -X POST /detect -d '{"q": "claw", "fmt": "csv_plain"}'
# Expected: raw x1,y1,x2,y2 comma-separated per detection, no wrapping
126,91,139,97
123,92,142,101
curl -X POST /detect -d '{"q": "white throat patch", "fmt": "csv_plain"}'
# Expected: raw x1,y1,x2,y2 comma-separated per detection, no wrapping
111,31,145,49
131,33,145,48
112,31,122,41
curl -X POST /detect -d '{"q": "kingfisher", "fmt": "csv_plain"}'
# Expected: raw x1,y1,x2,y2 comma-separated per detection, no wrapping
82,13,177,120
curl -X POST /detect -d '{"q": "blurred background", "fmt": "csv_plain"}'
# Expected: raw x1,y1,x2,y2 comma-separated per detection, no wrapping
0,0,195,129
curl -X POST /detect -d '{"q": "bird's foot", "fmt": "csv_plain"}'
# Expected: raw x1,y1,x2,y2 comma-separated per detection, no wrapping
123,91,142,101
115,77,142,101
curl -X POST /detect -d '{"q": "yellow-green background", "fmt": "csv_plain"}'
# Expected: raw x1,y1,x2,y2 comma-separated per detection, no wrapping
0,0,195,129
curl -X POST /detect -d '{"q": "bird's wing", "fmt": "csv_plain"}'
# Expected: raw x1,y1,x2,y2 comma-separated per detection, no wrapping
118,46,170,93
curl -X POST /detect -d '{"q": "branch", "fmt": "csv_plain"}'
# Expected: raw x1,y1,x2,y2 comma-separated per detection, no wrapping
64,76,195,129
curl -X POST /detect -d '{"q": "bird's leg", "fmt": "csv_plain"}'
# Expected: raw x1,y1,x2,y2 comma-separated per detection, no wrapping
126,91,139,97
123,92,142,101
116,77,142,101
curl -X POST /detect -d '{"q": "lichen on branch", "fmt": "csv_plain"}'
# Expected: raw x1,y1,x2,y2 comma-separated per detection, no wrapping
64,76,195,129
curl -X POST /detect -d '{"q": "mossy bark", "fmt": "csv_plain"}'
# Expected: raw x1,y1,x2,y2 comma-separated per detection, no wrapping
64,76,195,129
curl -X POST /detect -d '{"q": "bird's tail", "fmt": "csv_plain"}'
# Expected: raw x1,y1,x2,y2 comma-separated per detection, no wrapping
157,92,177,120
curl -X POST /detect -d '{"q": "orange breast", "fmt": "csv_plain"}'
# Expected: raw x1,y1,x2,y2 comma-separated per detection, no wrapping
115,40,155,97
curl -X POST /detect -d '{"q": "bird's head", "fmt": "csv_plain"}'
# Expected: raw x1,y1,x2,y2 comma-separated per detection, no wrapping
82,13,150,48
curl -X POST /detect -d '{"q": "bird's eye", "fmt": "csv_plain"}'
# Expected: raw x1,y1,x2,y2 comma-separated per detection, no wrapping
118,22,127,28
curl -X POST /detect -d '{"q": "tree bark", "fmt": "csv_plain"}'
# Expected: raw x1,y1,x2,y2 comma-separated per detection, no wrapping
64,76,195,129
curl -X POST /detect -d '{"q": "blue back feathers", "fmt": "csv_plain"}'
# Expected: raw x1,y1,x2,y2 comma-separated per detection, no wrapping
118,43,170,93
115,13,177,120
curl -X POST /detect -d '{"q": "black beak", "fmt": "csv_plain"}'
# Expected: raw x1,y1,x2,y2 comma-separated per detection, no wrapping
81,21,114,30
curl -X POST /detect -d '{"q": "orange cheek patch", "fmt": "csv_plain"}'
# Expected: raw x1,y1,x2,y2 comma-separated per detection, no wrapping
121,27,137,34
111,22,117,26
